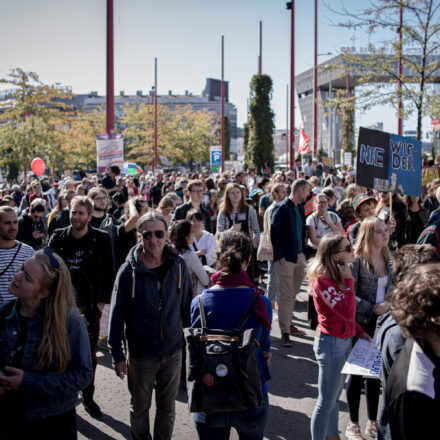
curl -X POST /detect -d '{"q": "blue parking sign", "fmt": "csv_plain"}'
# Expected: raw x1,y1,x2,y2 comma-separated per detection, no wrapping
210,146,222,171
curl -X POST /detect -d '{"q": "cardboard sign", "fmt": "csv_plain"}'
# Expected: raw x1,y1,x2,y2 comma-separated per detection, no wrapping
356,127,422,197
96,134,124,174
421,165,440,198
344,152,352,166
322,157,335,173
341,338,382,379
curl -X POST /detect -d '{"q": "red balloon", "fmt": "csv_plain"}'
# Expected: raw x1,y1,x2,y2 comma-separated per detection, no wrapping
31,158,45,177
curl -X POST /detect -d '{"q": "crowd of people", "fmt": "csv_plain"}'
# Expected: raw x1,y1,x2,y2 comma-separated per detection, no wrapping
0,160,439,439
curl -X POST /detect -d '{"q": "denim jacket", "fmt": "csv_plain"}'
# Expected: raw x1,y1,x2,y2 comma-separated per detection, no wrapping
0,300,92,421
349,257,394,326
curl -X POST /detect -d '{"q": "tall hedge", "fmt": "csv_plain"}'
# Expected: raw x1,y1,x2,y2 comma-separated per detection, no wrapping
246,74,275,171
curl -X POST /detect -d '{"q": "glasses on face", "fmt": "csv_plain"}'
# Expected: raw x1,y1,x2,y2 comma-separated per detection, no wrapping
44,247,60,268
94,196,107,202
142,230,165,240
336,244,353,254
191,189,204,194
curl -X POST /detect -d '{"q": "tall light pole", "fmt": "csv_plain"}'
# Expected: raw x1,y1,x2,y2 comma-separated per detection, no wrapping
328,71,332,158
258,21,262,74
398,4,403,136
287,1,295,170
221,35,225,172
154,57,158,173
313,0,318,159
286,84,289,168
106,0,114,134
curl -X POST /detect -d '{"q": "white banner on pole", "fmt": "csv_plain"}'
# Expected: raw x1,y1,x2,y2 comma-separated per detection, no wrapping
344,152,352,166
96,133,124,173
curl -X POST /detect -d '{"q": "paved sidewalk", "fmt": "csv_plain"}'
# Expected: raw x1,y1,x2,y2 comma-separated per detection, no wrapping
77,283,372,439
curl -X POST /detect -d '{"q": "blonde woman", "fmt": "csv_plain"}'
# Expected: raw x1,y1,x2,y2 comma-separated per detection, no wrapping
0,248,92,439
345,217,394,440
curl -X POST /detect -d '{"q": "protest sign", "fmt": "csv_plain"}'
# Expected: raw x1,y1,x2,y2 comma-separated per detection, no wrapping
322,157,335,172
421,165,440,198
344,152,352,166
356,127,422,197
96,133,124,174
341,338,382,379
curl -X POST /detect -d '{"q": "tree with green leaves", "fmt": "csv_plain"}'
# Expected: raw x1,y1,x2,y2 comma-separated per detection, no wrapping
326,0,440,141
246,74,275,170
0,68,74,178
121,103,217,167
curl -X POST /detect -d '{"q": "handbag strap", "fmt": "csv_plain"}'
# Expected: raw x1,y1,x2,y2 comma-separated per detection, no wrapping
0,242,22,277
236,293,260,331
198,294,207,334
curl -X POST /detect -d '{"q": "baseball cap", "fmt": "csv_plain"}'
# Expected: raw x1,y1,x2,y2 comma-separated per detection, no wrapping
352,194,377,213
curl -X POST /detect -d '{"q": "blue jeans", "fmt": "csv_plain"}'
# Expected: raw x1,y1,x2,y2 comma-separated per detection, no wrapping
311,333,352,440
194,394,269,440
266,261,279,304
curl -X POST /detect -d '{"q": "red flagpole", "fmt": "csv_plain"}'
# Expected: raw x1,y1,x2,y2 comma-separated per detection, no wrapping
313,0,318,159
154,57,158,173
288,1,295,170
221,36,225,172
106,0,114,134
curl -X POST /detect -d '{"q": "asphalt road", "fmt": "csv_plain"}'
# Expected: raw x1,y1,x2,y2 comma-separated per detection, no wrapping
77,283,371,440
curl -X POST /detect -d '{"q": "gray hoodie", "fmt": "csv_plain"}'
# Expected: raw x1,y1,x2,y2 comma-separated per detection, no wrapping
108,243,193,363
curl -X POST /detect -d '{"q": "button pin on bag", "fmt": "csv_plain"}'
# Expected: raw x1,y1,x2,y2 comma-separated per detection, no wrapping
203,374,214,386
216,364,228,377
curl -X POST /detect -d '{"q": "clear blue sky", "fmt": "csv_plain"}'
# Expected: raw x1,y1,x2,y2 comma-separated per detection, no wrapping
0,0,431,136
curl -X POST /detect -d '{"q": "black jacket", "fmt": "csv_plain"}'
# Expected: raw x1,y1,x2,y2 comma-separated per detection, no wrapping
270,198,306,263
48,209,70,237
383,338,440,440
48,225,115,317
172,202,212,233
17,213,45,250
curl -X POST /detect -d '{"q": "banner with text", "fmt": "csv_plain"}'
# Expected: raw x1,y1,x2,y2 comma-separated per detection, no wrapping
356,127,422,197
96,133,124,174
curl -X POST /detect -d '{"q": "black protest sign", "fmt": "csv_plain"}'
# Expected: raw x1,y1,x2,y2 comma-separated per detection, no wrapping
356,127,389,189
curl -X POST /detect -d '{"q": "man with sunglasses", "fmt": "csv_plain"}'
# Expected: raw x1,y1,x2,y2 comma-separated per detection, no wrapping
172,179,212,232
109,211,193,440
48,196,115,418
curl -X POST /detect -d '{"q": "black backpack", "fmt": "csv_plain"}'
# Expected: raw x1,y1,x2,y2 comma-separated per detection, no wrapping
184,293,262,414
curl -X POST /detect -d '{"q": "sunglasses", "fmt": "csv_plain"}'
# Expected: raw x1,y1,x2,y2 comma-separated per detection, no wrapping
44,247,60,268
142,230,165,240
336,244,353,254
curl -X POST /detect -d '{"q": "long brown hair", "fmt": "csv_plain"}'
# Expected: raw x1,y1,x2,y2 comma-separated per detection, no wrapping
33,250,77,373
307,233,346,290
219,182,247,215
355,216,391,274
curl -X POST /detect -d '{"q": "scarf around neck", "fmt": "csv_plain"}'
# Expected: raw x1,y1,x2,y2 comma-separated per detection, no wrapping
210,269,271,330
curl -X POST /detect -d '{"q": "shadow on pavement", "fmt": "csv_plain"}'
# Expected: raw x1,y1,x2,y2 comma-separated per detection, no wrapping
265,404,311,440
77,414,124,440
100,413,131,438
96,348,117,370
